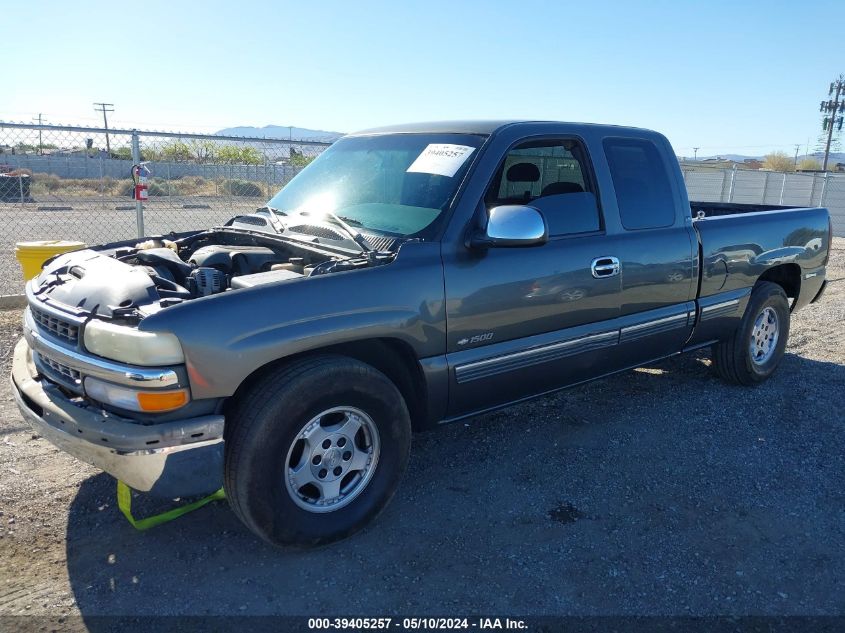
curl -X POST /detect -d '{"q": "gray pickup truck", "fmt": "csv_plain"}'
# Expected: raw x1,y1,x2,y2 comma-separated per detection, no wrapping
11,121,831,546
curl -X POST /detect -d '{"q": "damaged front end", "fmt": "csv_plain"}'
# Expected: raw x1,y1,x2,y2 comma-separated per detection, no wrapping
13,214,400,496
33,213,397,324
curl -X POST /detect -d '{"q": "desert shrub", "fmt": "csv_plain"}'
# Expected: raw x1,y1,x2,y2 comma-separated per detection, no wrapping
220,179,263,197
115,180,134,197
31,173,63,193
29,175,104,197
174,175,210,195
149,178,175,196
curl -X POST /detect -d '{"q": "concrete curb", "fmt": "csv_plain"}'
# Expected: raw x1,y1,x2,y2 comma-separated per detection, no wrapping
0,295,26,310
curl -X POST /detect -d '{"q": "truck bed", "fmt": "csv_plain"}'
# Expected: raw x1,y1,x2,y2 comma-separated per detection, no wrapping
691,203,829,311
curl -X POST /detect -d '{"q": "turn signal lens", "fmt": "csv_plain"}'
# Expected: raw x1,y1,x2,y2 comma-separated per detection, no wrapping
84,377,190,413
137,390,189,412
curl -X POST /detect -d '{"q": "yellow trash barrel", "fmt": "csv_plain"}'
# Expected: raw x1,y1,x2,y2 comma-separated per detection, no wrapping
15,240,86,280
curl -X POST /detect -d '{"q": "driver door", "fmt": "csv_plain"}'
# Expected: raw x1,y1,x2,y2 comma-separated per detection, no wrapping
443,138,623,417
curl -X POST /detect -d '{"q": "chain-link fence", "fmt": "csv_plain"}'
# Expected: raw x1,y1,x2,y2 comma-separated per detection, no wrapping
0,121,330,295
0,120,844,297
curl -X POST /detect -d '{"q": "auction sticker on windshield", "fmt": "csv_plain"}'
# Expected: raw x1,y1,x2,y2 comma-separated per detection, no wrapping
406,144,476,177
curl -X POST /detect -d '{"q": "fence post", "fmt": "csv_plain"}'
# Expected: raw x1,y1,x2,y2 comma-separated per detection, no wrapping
819,172,830,207
99,155,105,207
778,172,787,205
761,172,770,204
131,131,145,238
18,174,24,204
727,165,737,202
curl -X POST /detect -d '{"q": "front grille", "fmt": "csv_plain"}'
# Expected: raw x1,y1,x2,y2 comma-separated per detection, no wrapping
36,352,82,383
31,306,79,344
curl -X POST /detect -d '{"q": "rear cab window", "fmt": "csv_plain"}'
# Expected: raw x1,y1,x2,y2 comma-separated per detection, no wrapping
602,138,676,230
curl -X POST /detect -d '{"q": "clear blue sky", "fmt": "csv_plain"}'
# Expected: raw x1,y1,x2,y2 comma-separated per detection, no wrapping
3,0,842,157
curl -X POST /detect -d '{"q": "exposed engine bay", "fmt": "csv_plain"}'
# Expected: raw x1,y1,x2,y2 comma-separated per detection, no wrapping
30,216,400,322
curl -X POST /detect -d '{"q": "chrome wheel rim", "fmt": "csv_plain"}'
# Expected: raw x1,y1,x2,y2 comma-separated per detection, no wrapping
749,306,779,365
284,406,380,513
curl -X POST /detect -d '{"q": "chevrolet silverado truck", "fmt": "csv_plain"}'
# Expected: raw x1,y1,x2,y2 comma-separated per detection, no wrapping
11,121,831,546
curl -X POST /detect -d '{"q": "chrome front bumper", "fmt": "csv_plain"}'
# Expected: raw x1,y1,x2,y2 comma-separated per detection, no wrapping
11,338,224,497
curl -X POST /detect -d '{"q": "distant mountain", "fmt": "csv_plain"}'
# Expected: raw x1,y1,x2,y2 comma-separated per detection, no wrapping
693,152,845,163
215,125,343,142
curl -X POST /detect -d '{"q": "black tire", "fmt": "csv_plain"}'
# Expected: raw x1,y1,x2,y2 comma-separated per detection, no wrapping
711,281,790,386
224,355,411,547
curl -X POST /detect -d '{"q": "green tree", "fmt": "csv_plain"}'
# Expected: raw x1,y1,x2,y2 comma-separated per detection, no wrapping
154,140,218,163
762,151,794,172
189,140,218,163
289,147,316,167
217,145,264,165
158,140,194,162
110,147,133,160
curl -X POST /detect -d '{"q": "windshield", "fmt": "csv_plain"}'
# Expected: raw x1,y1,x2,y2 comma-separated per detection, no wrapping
267,133,486,237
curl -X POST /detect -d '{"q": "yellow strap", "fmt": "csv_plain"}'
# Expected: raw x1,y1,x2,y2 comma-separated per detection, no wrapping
117,480,226,531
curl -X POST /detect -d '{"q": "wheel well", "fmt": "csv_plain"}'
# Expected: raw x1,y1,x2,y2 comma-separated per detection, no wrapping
757,263,801,304
225,338,429,431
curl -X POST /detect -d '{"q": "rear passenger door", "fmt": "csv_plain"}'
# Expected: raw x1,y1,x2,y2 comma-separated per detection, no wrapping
601,137,697,364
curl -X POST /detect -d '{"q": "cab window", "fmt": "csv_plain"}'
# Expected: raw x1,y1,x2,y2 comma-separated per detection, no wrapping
485,139,601,236
603,138,675,230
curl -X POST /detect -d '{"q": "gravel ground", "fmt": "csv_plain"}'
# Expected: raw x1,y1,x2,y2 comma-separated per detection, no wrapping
0,239,843,624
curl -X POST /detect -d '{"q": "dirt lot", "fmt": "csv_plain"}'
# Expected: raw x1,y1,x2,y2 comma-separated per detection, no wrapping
0,240,843,624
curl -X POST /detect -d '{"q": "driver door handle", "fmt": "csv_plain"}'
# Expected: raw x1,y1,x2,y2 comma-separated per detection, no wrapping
591,256,620,278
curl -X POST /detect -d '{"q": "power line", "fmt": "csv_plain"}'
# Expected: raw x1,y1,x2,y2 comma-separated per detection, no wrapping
93,102,114,154
820,75,844,172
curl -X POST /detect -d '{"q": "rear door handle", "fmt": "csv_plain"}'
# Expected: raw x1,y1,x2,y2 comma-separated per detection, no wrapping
591,256,620,278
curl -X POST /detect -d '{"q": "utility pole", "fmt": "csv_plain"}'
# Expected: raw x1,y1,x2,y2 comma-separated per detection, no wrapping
93,102,114,154
820,75,844,171
693,147,699,161
793,144,801,169
32,113,45,155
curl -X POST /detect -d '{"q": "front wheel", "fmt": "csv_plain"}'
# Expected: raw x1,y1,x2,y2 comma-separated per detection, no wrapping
711,281,790,386
224,355,412,547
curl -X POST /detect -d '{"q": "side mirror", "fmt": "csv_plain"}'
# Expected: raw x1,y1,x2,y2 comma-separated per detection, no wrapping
470,205,548,248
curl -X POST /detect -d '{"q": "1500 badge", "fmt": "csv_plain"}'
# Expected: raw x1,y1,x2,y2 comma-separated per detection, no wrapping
457,332,494,346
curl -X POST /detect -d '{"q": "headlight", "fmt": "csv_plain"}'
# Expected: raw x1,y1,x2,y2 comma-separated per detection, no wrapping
83,320,184,366
84,377,189,412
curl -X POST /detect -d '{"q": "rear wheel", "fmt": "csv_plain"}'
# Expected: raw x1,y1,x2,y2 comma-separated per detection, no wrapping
224,355,411,547
711,281,790,385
